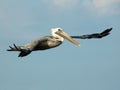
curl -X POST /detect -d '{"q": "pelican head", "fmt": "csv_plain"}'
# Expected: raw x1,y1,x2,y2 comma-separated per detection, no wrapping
51,27,80,46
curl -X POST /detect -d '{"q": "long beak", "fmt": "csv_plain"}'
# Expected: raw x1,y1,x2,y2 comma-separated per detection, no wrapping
56,30,80,46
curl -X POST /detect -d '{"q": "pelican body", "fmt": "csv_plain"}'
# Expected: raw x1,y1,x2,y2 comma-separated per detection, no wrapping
7,27,112,57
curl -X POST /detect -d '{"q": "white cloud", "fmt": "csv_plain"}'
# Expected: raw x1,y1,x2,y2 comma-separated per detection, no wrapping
52,0,78,8
44,0,79,11
83,0,120,15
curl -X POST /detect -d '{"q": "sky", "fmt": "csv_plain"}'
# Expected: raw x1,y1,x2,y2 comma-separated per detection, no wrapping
0,0,120,90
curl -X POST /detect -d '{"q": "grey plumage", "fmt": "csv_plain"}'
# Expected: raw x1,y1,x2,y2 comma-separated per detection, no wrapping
7,36,62,57
7,28,112,57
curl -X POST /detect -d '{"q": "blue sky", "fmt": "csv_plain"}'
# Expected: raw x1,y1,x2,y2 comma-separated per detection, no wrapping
0,0,120,90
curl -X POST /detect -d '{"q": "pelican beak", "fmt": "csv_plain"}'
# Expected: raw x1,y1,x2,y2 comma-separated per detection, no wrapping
56,30,80,46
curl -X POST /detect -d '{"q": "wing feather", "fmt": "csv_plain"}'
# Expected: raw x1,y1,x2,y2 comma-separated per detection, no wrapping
71,28,112,39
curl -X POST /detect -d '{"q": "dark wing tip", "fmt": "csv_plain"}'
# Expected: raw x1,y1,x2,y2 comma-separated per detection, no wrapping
101,28,112,34
7,46,13,51
7,49,11,51
71,28,112,39
99,28,112,37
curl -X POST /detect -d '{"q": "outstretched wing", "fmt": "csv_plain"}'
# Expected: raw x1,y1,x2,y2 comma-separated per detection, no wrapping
7,44,32,57
7,36,50,57
7,38,40,57
71,28,112,39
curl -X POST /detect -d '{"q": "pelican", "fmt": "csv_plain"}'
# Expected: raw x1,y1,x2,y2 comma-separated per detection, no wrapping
7,27,112,57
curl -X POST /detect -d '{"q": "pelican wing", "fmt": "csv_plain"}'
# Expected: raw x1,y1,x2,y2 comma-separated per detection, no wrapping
71,28,112,39
7,36,54,57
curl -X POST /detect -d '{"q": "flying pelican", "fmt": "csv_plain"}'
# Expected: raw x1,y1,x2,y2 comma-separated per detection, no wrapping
7,27,112,57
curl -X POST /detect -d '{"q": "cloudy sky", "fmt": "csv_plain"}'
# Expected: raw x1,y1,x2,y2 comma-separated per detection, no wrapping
0,0,120,90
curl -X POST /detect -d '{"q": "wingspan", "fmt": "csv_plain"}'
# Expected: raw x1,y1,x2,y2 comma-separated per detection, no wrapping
71,28,112,39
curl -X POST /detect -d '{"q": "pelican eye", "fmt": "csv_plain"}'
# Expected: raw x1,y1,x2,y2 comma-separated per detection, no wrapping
58,29,62,33
55,29,62,34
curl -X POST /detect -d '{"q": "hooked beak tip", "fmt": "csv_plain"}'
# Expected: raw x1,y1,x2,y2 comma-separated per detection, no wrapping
78,44,80,46
75,43,80,47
